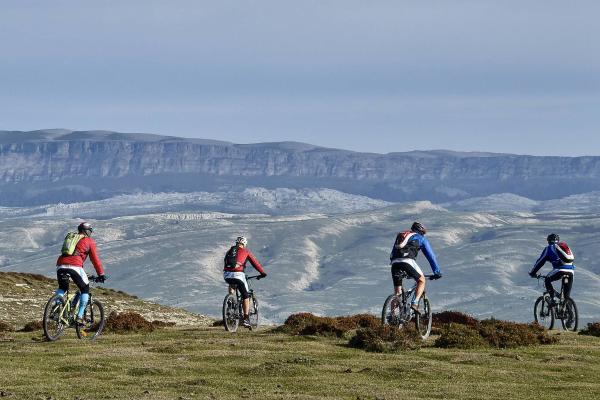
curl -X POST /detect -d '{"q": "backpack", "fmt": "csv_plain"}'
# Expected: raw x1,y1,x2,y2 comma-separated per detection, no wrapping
390,230,420,260
61,232,85,256
224,246,239,268
555,242,575,264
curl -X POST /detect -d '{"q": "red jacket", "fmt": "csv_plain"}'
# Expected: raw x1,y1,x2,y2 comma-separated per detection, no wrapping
56,236,104,275
224,246,265,274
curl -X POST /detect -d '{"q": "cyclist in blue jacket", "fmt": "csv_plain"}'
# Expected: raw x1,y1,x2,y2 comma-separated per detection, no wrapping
390,222,442,313
529,233,575,304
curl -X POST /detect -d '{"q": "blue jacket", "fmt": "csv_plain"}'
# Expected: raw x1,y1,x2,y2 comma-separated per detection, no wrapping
530,244,575,275
390,233,441,275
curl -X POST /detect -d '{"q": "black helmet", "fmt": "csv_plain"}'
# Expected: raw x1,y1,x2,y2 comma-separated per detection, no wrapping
78,222,93,236
411,221,427,235
547,233,559,243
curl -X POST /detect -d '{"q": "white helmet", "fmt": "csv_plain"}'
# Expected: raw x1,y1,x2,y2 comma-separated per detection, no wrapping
235,236,248,246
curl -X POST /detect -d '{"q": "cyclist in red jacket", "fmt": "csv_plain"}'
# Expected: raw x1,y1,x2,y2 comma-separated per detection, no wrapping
55,222,106,324
223,236,267,328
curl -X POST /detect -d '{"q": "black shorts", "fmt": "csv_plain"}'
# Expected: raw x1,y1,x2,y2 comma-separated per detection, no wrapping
57,268,89,294
225,278,250,299
391,261,423,286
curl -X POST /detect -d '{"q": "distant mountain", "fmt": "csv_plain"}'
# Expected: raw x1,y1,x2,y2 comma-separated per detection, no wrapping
2,129,600,205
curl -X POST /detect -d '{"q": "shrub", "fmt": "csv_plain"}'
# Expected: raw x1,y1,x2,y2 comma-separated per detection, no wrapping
19,320,43,332
348,326,421,353
151,320,176,328
432,311,479,328
434,323,487,349
278,313,379,337
106,311,154,334
211,319,224,327
0,320,14,332
478,319,557,349
579,322,600,337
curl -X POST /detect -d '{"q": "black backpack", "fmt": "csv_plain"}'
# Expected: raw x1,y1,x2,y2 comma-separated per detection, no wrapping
224,246,239,268
390,230,420,260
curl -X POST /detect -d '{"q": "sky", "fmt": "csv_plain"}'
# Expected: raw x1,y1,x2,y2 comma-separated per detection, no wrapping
0,1,598,155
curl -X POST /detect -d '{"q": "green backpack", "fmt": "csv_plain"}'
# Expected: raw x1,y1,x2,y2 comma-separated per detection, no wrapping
61,232,85,256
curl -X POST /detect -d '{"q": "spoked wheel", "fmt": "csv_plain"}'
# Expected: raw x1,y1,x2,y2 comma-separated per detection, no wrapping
559,298,578,332
43,295,68,341
222,294,239,332
534,295,554,330
76,300,105,340
248,294,259,330
415,295,432,339
381,294,403,327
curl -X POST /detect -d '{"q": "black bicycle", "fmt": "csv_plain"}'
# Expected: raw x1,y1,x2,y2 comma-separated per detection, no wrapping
43,275,106,341
533,274,578,331
222,275,261,332
381,271,435,339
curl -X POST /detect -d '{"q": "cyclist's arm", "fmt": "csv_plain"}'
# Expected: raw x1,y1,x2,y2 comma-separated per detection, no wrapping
420,237,441,275
246,251,265,274
530,247,548,275
87,240,105,276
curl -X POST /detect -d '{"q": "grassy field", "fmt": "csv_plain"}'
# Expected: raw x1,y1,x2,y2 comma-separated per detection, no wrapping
1,327,599,400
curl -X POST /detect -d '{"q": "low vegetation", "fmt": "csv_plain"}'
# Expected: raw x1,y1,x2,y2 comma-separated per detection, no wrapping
106,311,176,334
348,325,421,352
579,322,600,337
276,312,379,337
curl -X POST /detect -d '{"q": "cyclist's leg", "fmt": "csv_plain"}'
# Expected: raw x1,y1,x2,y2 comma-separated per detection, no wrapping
397,261,425,306
56,268,71,298
563,271,574,298
391,263,404,296
545,269,563,298
61,268,90,318
225,277,251,319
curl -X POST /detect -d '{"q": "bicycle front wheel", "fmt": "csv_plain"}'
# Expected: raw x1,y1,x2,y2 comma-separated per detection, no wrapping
560,298,578,332
381,294,402,327
248,294,259,330
415,295,432,339
43,294,68,341
222,294,239,332
76,299,105,340
534,295,554,330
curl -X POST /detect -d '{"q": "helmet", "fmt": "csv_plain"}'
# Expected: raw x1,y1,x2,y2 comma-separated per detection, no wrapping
235,236,248,247
78,222,93,236
547,233,559,243
411,221,427,235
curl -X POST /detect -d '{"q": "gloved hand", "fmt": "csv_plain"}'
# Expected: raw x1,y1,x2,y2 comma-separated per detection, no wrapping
96,274,106,283
258,272,267,280
529,272,537,278
430,273,442,280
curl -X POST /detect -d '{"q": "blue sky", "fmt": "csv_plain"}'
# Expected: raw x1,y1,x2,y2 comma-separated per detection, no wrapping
0,1,598,155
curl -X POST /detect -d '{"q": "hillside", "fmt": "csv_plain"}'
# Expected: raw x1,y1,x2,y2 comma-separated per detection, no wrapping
0,272,211,330
0,326,599,399
3,130,600,205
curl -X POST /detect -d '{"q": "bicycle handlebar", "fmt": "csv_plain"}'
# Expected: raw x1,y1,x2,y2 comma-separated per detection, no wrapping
246,275,263,280
88,275,107,283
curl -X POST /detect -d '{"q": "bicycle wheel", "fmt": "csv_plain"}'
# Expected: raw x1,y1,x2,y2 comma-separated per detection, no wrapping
76,300,105,340
534,295,554,330
248,294,259,329
222,294,239,332
560,298,578,332
43,294,68,341
415,295,432,339
381,294,402,327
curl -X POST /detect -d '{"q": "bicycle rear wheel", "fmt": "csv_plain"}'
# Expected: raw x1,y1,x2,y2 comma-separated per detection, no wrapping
248,294,259,330
415,295,432,339
534,295,554,330
381,294,402,327
43,294,68,341
560,298,578,332
222,294,239,332
76,299,105,340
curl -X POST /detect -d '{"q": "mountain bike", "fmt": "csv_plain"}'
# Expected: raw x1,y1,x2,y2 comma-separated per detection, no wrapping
42,275,106,341
381,272,436,339
222,275,261,332
533,274,578,331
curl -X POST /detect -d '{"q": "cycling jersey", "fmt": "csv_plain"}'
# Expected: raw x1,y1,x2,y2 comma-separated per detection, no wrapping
530,244,575,275
56,236,104,276
223,247,265,274
390,233,441,276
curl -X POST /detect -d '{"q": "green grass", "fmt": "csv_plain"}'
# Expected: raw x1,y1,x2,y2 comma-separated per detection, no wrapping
1,328,599,399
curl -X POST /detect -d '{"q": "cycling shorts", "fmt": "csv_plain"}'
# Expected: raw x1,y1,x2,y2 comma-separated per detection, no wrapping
56,266,90,294
223,271,250,299
391,259,423,286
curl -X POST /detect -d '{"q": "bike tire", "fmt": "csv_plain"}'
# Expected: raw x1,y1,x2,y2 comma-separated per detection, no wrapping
249,294,259,330
222,294,239,332
560,298,578,332
76,300,105,340
534,295,554,330
43,294,67,342
415,295,432,339
381,294,402,327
